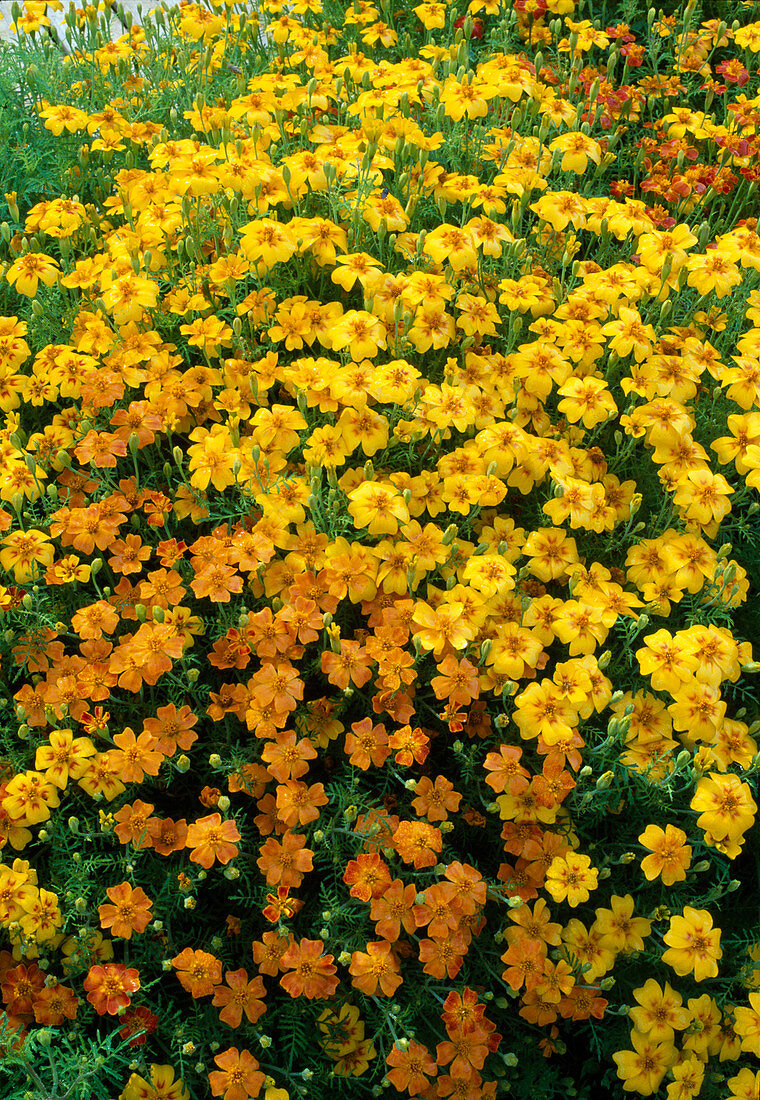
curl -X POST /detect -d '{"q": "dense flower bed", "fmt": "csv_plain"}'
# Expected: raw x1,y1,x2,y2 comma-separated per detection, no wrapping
2,0,760,1096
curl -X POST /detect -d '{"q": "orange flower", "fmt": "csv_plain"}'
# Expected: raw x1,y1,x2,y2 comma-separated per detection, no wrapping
321,641,374,689
350,941,402,997
344,718,390,770
186,813,241,869
252,931,292,976
83,963,140,1015
248,662,304,715
392,821,443,868
171,949,222,998
418,931,468,979
108,728,164,783
436,1022,495,1081
385,1040,437,1095
32,983,78,1025
343,853,392,901
280,938,339,999
211,969,267,1028
208,1047,265,1100
370,879,421,942
388,725,430,767
411,775,461,822
113,800,155,848
261,732,317,782
146,816,189,856
98,882,152,940
275,781,328,828
256,832,313,888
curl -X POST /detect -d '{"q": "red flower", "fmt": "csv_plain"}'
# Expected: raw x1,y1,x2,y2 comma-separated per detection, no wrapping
453,14,484,38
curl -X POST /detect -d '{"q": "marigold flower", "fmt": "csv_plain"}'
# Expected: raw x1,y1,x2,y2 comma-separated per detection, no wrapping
280,938,338,999
84,963,140,1015
172,949,222,998
385,1040,437,1095
662,907,722,982
98,881,153,940
208,1047,264,1100
638,824,692,885
186,813,241,869
544,852,598,908
612,1030,675,1095
211,970,267,1028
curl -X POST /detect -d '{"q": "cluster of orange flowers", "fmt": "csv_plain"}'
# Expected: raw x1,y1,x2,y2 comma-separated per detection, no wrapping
2,0,760,1097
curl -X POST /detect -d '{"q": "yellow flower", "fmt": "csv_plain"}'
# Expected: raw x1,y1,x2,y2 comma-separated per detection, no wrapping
38,103,89,135
6,253,60,297
612,1032,675,1095
629,979,690,1043
638,824,691,885
413,2,446,29
544,851,598,908
548,131,602,174
685,251,742,298
734,992,760,1056
0,528,55,582
662,907,722,982
347,481,409,536
691,772,757,847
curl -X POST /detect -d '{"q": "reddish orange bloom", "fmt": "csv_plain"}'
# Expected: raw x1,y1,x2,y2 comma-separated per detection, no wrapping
251,932,292,976
117,1005,158,1047
146,816,189,856
261,732,316,782
190,563,243,602
256,832,314,888
441,988,488,1031
98,881,152,940
280,939,339,999
501,937,547,991
483,745,530,794
418,931,468,979
186,813,241,869
393,820,443,868
107,534,151,575
249,662,304,715
416,882,462,940
275,781,328,828
113,800,155,848
208,1047,265,1100
350,941,402,996
370,879,421,942
142,703,198,756
32,984,78,1025
385,1040,437,1095
344,718,390,769
321,641,374,689
436,1023,495,1081
83,963,140,1015
343,853,392,901
412,775,461,821
430,655,480,708
389,725,430,767
172,949,222,998
2,963,44,1016
109,728,164,783
211,969,267,1028
262,886,303,923
444,863,487,915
